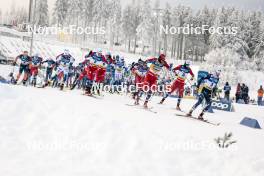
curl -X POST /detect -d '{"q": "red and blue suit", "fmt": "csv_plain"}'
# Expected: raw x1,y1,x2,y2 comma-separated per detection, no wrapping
160,64,194,108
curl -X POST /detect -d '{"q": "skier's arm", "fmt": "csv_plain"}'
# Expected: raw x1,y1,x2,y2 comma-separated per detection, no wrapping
145,58,157,64
41,60,48,64
189,68,195,80
13,55,21,65
172,65,181,75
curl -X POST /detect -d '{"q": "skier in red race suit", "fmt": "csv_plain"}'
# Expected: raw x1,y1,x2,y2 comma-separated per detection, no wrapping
159,60,194,110
79,48,107,95
138,54,170,108
29,53,43,86
95,51,111,84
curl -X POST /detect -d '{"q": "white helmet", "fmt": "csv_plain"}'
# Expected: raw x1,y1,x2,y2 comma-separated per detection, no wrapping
105,51,111,56
64,49,70,55
96,48,102,54
213,69,221,77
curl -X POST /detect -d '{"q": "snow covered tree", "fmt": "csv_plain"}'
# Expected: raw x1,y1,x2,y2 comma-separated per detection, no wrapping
53,0,69,26
34,0,49,26
121,0,142,53
122,4,134,52
0,9,2,24
108,0,122,47
204,47,241,85
160,3,171,56
171,5,192,59
82,0,95,42
136,0,154,54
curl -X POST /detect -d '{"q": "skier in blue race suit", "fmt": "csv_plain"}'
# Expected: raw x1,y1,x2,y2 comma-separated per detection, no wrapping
186,69,221,120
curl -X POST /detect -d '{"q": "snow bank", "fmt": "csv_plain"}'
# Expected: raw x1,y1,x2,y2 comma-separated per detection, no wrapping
0,83,263,176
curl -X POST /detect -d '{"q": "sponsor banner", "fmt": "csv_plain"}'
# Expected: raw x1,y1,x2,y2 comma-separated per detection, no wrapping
211,100,232,112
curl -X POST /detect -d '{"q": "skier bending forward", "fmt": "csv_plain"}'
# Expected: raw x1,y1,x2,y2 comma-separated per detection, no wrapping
159,60,194,110
142,54,170,108
186,69,221,120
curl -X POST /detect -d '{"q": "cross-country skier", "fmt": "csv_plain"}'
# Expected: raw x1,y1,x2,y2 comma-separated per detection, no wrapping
141,54,170,108
159,60,194,110
42,58,56,86
29,53,43,86
105,51,114,85
114,56,125,86
13,51,32,85
56,49,75,90
186,69,221,120
82,48,107,95
132,59,148,105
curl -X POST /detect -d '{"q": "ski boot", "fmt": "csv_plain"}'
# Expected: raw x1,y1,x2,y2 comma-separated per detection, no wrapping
159,98,165,104
134,96,140,105
198,112,204,120
186,109,193,117
60,83,64,90
22,80,27,86
176,105,181,111
84,87,92,96
143,101,148,109
97,89,100,96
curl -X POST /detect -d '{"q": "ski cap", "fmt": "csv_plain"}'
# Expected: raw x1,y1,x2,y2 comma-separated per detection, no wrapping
34,53,39,57
184,60,191,66
96,48,102,54
159,54,166,61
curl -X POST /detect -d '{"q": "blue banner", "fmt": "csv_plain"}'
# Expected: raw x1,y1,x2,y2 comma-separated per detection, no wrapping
211,99,233,112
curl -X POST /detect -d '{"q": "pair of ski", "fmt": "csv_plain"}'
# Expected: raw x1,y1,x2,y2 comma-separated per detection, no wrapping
175,111,220,126
126,103,220,126
82,93,103,99
125,103,158,114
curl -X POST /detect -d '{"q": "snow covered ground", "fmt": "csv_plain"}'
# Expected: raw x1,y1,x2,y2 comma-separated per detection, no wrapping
0,68,264,175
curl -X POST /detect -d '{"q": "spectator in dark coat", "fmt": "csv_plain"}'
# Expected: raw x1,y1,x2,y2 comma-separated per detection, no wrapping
241,84,249,104
235,83,241,103
223,82,231,101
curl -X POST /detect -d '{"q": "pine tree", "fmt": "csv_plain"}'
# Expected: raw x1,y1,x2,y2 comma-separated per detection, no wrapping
122,4,134,52
53,0,69,26
34,0,49,26
136,0,154,54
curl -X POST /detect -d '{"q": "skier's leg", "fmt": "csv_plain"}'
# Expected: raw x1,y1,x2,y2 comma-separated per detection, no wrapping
198,93,211,119
143,73,157,108
85,79,93,95
176,83,185,110
160,81,177,104
22,65,29,85
187,93,205,116
144,90,152,108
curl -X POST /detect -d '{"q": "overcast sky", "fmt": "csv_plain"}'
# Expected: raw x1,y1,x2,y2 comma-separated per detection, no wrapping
0,0,263,14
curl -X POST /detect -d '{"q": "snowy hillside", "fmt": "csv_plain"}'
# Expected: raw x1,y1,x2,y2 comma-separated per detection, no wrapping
0,80,264,175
